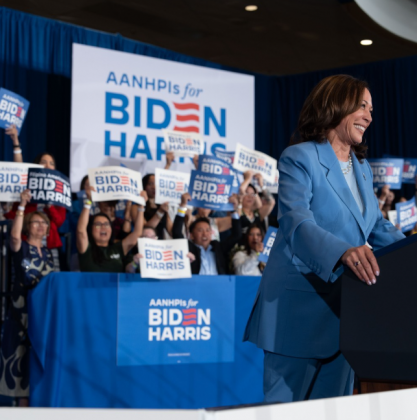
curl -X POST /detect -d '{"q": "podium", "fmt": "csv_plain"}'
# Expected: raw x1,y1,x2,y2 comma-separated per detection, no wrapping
340,234,417,393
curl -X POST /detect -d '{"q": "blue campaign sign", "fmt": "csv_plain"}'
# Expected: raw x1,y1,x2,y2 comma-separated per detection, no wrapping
188,170,235,211
368,158,404,189
117,276,235,366
198,154,240,194
258,227,278,263
0,88,30,134
213,149,235,166
396,197,417,233
27,168,72,210
402,159,417,184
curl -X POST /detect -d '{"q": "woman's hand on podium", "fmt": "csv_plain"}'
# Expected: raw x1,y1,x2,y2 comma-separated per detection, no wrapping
341,245,380,286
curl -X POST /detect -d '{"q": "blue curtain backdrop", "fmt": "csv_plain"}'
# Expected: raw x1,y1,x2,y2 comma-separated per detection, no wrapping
1,6,417,187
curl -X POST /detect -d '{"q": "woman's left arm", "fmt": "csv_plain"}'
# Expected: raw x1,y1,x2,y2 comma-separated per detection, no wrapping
122,192,147,255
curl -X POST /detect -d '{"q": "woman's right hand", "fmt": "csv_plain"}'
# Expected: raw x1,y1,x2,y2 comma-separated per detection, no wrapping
20,189,31,206
340,245,379,286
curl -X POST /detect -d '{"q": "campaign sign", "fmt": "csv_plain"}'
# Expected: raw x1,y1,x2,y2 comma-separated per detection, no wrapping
395,198,417,233
402,159,417,184
368,158,404,189
117,276,235,365
27,168,72,210
388,210,397,226
155,168,190,205
188,170,235,211
233,143,277,183
213,149,235,166
198,154,240,194
0,162,42,202
88,166,145,206
163,130,205,158
258,227,278,263
138,238,191,279
0,88,30,134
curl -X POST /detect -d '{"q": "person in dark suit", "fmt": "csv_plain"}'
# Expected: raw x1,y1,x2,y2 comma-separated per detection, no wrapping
173,193,242,275
244,74,405,403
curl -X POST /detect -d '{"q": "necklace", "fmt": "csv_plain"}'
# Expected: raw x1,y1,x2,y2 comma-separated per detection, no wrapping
341,154,353,175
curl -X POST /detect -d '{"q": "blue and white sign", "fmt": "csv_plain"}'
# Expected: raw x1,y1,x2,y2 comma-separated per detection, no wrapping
233,143,277,183
198,154,240,194
188,170,235,211
138,238,191,279
402,159,417,184
88,166,145,206
155,167,190,205
368,158,404,189
163,130,205,158
395,198,417,233
70,44,254,191
0,162,42,202
213,149,235,166
27,168,72,210
117,276,235,365
258,227,278,263
0,88,30,134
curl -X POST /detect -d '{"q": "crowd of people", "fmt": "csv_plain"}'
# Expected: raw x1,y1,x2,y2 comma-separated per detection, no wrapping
0,122,411,405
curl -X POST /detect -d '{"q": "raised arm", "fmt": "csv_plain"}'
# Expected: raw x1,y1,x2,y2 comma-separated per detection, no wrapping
76,202,91,254
6,125,23,163
253,174,276,220
122,191,147,255
164,151,175,170
10,189,31,252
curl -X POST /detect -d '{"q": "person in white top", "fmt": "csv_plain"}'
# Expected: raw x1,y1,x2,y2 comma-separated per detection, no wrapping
232,223,265,276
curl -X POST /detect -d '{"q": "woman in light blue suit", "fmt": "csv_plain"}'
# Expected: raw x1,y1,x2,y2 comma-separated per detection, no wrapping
244,75,405,403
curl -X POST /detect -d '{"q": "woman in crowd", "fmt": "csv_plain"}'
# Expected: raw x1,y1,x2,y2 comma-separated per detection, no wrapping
97,200,132,241
244,75,405,403
0,190,54,405
232,223,265,276
76,191,147,272
239,170,275,234
6,126,66,268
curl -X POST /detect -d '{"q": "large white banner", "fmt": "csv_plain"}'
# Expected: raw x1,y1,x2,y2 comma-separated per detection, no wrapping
71,44,255,191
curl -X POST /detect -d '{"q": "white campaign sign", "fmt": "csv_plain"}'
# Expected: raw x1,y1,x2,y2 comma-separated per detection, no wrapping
88,166,145,205
0,162,42,202
70,44,255,191
252,169,279,194
155,168,190,205
163,130,205,158
138,238,191,279
233,143,277,183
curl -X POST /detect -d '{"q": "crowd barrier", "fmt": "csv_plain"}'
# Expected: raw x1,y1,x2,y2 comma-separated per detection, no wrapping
28,273,264,408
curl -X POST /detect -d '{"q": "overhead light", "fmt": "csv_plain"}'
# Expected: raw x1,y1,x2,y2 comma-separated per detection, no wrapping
245,5,258,11
360,39,373,46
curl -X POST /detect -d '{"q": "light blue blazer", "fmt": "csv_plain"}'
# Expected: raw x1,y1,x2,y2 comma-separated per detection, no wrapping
244,141,404,359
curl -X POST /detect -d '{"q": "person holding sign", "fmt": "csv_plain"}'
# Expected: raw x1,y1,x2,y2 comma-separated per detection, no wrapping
0,189,54,404
173,193,242,274
232,223,265,276
244,75,405,403
5,149,66,260
239,170,275,234
76,191,147,272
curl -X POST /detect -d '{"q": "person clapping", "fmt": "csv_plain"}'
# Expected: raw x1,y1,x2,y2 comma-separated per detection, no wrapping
172,193,242,275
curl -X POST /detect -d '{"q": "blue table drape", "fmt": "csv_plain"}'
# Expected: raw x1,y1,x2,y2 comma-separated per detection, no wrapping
27,273,264,408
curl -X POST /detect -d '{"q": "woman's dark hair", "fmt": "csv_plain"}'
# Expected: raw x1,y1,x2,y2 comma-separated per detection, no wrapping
88,212,114,265
246,183,257,193
80,175,89,191
34,152,56,167
290,74,370,161
142,174,154,190
189,217,211,234
244,223,265,255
